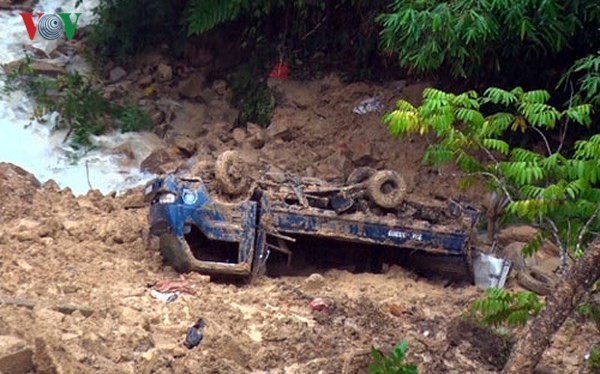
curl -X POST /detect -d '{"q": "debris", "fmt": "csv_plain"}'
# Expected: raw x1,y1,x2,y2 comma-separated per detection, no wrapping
184,318,206,349
154,279,196,293
352,97,384,115
473,252,511,289
269,61,289,80
309,297,333,314
150,289,178,303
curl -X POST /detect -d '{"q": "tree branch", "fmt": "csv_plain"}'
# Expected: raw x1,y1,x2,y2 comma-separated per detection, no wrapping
545,218,567,270
575,204,600,257
530,126,552,156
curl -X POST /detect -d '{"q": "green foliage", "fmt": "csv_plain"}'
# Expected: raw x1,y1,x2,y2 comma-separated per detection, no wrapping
369,341,418,374
85,0,187,66
385,86,600,258
377,0,600,80
227,62,275,127
559,50,600,108
5,58,152,149
186,0,387,80
471,288,544,327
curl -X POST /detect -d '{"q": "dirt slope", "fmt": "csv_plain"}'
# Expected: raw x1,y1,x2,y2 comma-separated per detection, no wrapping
0,162,596,373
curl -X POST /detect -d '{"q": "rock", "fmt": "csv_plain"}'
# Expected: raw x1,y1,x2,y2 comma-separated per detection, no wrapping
139,349,157,374
151,110,166,126
347,141,375,166
0,336,34,374
232,128,246,144
247,133,265,149
246,122,262,135
3,60,65,77
156,63,172,81
498,225,540,246
212,80,228,96
177,74,206,99
140,147,184,174
497,242,537,271
170,102,209,138
138,74,153,86
172,136,197,157
0,0,34,11
304,273,325,291
266,114,293,140
109,66,127,82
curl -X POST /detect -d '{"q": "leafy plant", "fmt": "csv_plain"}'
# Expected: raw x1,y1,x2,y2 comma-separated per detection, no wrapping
377,0,600,81
384,87,599,268
85,0,187,66
559,50,600,108
369,341,418,374
6,58,153,149
471,288,544,327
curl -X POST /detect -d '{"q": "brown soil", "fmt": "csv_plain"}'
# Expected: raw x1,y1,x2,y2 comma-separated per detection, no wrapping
0,76,597,373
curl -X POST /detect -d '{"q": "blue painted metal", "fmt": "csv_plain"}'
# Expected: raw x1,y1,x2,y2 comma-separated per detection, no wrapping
146,174,476,276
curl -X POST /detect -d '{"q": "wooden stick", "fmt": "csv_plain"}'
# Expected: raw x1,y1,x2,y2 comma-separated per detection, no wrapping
0,295,94,317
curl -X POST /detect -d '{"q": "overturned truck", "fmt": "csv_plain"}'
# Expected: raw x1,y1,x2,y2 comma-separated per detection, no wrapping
145,151,480,280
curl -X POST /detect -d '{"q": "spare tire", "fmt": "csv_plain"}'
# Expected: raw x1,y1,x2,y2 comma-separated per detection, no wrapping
347,166,376,185
215,150,248,195
367,170,407,209
517,268,559,296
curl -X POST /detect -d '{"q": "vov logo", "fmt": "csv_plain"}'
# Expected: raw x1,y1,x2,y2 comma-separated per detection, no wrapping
20,12,81,41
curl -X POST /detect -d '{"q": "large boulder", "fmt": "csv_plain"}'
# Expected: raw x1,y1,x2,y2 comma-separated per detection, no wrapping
140,147,186,174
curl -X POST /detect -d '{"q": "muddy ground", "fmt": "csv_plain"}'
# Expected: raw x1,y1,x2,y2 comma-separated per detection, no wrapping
0,60,599,372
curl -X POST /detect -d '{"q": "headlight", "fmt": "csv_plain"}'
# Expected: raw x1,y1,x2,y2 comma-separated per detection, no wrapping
158,193,177,204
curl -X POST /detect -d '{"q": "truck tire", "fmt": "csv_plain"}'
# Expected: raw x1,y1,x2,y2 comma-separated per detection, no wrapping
367,170,406,209
347,166,376,185
517,268,559,296
215,150,248,196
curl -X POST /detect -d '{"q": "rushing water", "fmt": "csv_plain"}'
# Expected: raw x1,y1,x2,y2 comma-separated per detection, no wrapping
0,0,161,195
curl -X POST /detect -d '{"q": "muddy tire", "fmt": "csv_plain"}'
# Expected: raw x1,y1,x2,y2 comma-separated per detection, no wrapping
347,167,376,185
215,150,248,195
517,268,559,296
159,234,191,273
367,170,406,209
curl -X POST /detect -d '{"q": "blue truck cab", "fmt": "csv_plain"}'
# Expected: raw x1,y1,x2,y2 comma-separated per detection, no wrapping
145,169,480,279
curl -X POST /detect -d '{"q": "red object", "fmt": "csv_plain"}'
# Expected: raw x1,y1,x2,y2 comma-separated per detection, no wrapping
153,279,197,295
269,62,289,80
309,298,331,314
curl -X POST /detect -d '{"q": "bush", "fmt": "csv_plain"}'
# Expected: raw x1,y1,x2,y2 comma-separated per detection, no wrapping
84,0,187,66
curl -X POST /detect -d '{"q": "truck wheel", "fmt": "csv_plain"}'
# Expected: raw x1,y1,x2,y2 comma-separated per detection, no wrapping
367,170,406,209
347,166,376,185
517,268,559,296
215,150,248,195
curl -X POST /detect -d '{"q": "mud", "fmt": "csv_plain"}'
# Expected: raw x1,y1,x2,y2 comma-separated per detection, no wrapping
1,76,598,372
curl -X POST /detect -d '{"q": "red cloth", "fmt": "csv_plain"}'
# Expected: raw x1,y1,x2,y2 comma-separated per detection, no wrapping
269,62,289,80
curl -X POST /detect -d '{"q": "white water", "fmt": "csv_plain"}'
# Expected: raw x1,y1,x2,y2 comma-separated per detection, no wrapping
0,0,161,195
